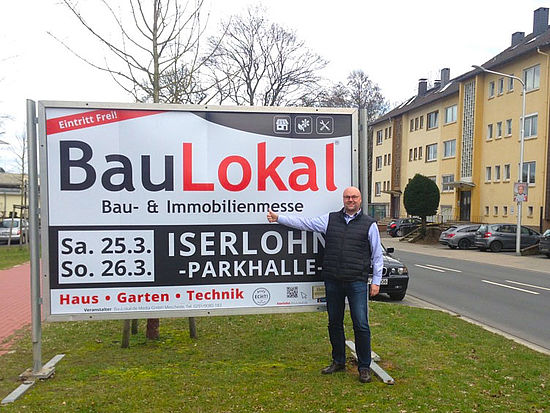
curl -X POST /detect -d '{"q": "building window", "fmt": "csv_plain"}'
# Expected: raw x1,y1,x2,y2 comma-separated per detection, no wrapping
426,143,437,161
383,181,387,191
488,81,495,97
485,166,492,182
409,148,413,161
498,78,504,95
528,206,534,216
523,64,540,91
523,114,538,138
484,206,489,215
383,154,387,166
521,161,536,184
442,174,454,192
376,156,382,170
445,105,457,124
414,117,419,130
493,206,499,215
427,111,439,129
376,130,383,145
375,182,381,196
420,116,424,129
487,124,493,139
508,76,514,92
494,165,501,181
388,153,391,165
413,147,418,160
496,121,502,138
410,119,414,132
443,139,456,158
506,119,512,136
418,146,423,160
389,126,392,138
504,164,511,180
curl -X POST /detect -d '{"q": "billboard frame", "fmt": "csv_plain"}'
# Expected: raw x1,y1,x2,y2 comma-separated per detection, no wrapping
37,101,358,322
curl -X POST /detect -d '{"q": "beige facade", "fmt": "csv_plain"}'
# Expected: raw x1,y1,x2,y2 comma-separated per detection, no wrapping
370,7,550,231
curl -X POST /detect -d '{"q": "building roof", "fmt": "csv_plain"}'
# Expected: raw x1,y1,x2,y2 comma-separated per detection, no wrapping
370,11,550,127
0,173,24,189
459,22,550,81
369,80,459,127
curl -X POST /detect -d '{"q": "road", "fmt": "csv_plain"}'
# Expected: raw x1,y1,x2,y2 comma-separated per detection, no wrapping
391,249,550,352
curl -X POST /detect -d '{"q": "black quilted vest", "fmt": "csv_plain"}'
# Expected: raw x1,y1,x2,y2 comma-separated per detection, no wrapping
322,209,375,282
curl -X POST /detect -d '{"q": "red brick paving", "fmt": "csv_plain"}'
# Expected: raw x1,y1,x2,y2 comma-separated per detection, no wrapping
0,262,31,355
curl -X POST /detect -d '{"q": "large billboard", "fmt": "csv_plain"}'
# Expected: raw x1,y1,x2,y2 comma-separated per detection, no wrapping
38,102,356,321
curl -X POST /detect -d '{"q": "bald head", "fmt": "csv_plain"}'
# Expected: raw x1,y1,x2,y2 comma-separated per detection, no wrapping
342,186,362,215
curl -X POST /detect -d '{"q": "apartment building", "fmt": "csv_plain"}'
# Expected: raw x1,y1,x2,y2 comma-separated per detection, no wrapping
370,7,550,230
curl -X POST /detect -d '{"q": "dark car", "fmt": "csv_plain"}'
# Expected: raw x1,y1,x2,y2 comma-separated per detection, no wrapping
386,218,421,237
539,229,550,257
474,223,540,252
369,245,409,300
439,224,480,249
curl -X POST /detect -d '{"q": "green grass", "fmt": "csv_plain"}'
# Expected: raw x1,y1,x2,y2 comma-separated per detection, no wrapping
0,304,548,412
0,245,30,270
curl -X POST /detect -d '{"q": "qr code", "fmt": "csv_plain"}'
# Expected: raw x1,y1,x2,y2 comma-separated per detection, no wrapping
286,286,298,298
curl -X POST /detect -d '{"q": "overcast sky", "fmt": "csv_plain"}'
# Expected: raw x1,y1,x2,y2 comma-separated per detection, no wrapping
0,0,548,170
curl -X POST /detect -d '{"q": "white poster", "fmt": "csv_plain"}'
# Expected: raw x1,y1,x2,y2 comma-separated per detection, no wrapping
40,103,354,320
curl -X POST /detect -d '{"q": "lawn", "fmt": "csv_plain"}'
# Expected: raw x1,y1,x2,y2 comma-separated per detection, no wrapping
1,302,548,412
0,245,30,270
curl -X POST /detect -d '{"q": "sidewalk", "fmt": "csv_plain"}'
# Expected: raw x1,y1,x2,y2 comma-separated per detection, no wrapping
381,235,550,274
0,262,31,355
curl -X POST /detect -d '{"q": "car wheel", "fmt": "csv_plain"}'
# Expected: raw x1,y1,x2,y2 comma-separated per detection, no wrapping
389,292,406,301
458,239,471,250
490,241,503,253
396,229,403,237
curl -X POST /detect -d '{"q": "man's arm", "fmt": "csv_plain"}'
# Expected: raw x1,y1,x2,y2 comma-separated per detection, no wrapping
267,209,329,234
368,224,384,297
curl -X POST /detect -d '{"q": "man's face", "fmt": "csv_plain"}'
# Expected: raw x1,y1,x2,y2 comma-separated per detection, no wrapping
518,185,524,194
343,188,361,215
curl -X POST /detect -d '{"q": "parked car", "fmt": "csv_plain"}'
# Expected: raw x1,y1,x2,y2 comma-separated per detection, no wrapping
439,224,480,249
387,218,421,237
474,223,540,252
0,218,28,244
539,229,550,258
369,245,409,301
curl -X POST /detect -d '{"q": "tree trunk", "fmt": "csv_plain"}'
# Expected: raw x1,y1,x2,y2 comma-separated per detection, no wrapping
146,318,160,340
189,317,197,339
121,320,131,348
131,319,138,335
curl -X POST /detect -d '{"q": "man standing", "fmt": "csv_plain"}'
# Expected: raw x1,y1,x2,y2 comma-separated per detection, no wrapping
267,186,383,383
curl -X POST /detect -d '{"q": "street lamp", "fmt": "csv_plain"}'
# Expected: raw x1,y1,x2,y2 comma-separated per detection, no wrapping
473,65,526,255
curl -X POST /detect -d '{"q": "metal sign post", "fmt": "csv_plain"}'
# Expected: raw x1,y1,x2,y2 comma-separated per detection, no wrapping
2,101,64,405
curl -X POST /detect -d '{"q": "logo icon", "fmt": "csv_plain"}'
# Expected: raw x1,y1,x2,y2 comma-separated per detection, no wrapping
273,116,291,134
252,288,271,306
316,116,334,134
295,116,312,134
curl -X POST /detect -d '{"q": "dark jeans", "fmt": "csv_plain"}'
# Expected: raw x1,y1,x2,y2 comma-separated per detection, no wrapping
324,279,371,371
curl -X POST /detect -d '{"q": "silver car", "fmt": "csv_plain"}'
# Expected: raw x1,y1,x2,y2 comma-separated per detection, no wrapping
474,223,540,252
0,218,28,244
439,224,480,249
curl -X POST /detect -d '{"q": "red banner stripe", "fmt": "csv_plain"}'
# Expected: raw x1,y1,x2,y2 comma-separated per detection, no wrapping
46,109,164,135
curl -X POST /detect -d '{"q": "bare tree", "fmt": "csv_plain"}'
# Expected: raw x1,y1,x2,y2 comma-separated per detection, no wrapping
304,70,388,121
55,0,215,340
206,6,327,106
54,0,211,105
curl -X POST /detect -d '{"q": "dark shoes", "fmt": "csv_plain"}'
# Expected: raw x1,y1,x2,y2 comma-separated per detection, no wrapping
321,362,346,374
359,368,372,383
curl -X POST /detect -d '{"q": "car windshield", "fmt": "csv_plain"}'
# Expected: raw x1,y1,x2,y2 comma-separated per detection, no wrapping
1,220,19,228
